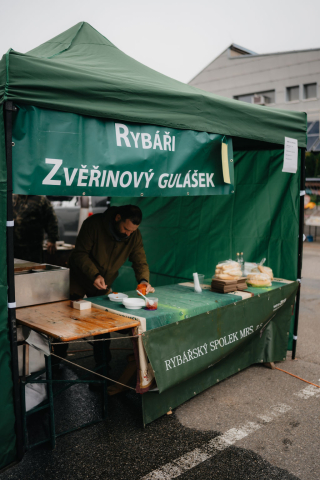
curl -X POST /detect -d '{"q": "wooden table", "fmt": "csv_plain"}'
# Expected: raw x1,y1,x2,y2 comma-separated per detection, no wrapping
16,300,140,449
16,300,141,341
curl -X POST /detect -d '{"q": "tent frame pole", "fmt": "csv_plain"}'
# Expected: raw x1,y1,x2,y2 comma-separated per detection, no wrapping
292,147,306,360
4,101,24,460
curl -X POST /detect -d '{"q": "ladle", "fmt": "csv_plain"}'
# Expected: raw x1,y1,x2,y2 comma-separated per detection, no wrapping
136,290,154,305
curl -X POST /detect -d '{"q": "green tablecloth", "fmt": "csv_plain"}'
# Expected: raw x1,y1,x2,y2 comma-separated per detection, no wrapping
88,281,287,331
88,279,298,425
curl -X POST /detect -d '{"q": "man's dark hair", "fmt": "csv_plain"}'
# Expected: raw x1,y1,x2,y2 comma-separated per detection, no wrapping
117,205,142,225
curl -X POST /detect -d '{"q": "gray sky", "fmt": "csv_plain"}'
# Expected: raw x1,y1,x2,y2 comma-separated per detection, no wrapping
1,0,319,84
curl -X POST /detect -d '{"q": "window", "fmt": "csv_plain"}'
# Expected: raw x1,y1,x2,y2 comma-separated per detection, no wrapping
287,86,299,102
304,83,317,99
235,94,253,104
307,121,320,151
234,90,275,105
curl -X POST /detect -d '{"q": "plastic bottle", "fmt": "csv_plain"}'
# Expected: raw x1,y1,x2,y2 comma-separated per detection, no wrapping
240,252,244,273
236,252,240,264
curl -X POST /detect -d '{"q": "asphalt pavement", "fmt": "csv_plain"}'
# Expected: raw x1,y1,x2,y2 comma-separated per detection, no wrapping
1,242,319,480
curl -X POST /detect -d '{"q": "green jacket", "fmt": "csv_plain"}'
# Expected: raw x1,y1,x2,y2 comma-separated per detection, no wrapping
69,207,149,297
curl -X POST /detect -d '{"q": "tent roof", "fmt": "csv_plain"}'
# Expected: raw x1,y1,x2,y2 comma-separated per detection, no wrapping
0,22,306,148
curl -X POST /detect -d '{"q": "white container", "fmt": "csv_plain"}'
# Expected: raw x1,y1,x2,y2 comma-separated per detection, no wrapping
71,300,92,310
14,262,69,308
108,293,128,303
122,298,145,310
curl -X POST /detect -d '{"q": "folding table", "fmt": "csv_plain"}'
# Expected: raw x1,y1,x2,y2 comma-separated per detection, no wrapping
16,300,140,449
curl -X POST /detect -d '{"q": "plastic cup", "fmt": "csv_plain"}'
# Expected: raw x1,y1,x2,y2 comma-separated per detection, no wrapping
194,274,205,293
146,297,158,310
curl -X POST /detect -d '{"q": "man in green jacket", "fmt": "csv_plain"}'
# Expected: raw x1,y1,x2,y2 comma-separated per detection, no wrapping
68,204,154,368
69,204,153,297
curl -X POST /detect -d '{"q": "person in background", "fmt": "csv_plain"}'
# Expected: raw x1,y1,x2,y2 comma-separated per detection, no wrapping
13,195,59,263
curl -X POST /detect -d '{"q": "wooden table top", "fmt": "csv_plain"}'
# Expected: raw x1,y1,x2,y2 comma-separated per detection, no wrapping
16,300,141,342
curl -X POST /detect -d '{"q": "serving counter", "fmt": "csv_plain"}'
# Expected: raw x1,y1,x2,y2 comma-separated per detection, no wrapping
88,279,299,425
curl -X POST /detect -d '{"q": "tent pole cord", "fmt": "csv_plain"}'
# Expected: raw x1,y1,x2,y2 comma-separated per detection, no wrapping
292,147,305,360
4,101,24,460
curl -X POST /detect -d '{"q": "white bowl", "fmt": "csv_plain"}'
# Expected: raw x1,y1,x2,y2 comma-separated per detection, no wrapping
122,298,145,310
108,293,128,302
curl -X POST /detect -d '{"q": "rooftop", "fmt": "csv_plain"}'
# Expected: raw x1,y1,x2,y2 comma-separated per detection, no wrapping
228,43,320,59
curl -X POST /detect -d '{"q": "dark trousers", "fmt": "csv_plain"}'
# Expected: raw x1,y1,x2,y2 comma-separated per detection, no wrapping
92,333,111,367
52,333,111,367
52,335,111,369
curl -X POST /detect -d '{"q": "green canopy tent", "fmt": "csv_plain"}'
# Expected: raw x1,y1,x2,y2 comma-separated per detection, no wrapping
0,22,306,468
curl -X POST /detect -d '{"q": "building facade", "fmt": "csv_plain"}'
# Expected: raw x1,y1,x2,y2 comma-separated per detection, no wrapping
189,44,320,151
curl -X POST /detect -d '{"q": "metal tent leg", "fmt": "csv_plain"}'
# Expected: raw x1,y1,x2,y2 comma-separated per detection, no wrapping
292,148,306,359
45,351,56,449
4,101,24,460
102,341,108,419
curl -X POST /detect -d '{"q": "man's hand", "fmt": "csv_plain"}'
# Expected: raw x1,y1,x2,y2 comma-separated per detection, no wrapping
140,281,155,294
47,241,57,255
93,275,107,290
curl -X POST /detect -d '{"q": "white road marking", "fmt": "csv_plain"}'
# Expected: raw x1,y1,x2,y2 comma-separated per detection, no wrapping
173,448,211,470
207,421,261,451
294,384,320,399
256,403,292,422
141,379,320,480
140,404,290,480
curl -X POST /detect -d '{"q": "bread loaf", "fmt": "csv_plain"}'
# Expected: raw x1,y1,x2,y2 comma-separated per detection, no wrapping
214,260,242,280
215,273,242,280
258,265,274,280
216,268,240,275
247,273,272,287
216,261,240,272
